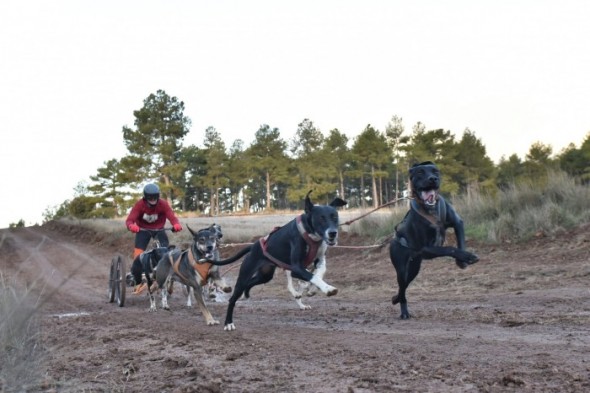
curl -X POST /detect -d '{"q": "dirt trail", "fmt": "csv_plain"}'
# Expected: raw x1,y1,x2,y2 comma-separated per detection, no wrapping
0,221,589,392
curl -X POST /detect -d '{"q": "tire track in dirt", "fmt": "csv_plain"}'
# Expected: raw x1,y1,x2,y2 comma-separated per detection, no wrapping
1,227,112,311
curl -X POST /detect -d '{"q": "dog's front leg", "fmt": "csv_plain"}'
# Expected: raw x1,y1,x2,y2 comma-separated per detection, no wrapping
148,287,157,312
290,241,337,297
305,257,324,297
291,264,337,297
187,286,194,307
160,276,172,310
446,206,480,268
309,274,337,296
190,283,220,326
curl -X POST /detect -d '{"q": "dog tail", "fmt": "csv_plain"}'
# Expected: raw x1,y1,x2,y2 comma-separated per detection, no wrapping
210,245,252,266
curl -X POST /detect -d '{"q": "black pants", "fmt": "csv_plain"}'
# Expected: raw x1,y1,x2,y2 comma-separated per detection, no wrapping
134,229,169,250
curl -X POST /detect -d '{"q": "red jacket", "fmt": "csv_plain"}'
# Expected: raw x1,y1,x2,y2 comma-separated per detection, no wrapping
125,198,180,230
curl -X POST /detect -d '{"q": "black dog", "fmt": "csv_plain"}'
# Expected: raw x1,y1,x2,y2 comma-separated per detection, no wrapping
128,246,171,293
210,191,347,331
389,161,479,319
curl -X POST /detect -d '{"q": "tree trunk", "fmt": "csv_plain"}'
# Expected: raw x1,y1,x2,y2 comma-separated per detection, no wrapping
339,170,345,201
162,174,173,206
266,171,272,211
371,165,379,208
360,175,365,209
395,166,399,199
209,187,215,216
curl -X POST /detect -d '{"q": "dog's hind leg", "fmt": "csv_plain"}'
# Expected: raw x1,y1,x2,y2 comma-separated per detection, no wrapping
285,270,311,310
223,254,263,331
244,264,275,296
390,241,422,319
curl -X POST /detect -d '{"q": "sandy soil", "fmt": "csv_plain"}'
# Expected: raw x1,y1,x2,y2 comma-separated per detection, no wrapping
1,219,589,392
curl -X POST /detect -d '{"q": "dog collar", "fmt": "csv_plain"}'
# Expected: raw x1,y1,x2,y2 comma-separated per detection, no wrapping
259,216,322,270
296,215,322,242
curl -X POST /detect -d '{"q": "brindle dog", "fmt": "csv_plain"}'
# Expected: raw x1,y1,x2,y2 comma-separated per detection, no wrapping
150,225,230,325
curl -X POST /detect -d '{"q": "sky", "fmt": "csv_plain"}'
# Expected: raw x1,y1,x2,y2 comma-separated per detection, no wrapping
1,1,589,229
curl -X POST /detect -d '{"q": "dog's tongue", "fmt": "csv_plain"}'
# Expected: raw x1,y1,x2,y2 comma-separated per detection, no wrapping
421,190,437,205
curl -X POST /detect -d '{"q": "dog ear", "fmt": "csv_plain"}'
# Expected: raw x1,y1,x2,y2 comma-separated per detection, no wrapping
329,197,347,208
304,190,314,213
187,225,196,237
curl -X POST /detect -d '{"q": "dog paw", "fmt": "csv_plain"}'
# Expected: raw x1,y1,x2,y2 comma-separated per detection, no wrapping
306,288,317,297
224,323,236,331
455,260,469,269
326,287,338,297
207,320,220,326
455,252,479,268
392,295,400,305
400,304,411,319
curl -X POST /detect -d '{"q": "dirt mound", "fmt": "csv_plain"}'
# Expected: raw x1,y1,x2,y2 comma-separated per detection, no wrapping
0,221,589,392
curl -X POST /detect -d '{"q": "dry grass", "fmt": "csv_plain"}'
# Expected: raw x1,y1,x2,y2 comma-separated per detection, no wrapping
68,207,406,245
65,172,590,247
0,274,47,391
454,171,590,243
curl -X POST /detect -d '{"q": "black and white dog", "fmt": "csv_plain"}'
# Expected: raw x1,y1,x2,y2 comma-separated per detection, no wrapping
389,161,479,319
210,191,347,331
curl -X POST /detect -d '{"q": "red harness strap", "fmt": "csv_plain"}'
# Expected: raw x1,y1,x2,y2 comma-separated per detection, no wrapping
260,215,322,271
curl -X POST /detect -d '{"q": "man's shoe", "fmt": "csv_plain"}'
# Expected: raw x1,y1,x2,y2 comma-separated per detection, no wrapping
132,283,147,295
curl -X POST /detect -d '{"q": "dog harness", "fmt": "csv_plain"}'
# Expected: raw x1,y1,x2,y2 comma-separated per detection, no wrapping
259,215,322,271
169,246,212,286
395,198,447,249
412,198,447,246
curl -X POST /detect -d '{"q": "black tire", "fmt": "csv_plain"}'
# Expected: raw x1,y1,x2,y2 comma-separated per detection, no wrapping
113,254,127,307
108,258,116,303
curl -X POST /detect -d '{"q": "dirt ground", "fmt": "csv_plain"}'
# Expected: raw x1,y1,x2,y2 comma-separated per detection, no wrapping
1,219,589,392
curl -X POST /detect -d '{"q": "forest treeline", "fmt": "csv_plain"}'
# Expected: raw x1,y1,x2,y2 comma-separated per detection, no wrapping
44,90,590,221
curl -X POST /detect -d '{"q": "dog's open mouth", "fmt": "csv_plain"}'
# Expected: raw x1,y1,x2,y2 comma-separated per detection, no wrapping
420,189,438,206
